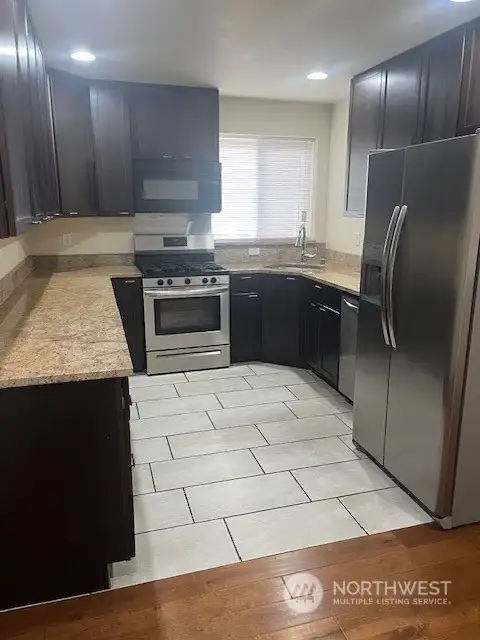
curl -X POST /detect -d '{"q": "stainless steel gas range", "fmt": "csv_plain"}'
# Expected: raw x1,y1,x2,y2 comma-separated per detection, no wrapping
135,233,230,375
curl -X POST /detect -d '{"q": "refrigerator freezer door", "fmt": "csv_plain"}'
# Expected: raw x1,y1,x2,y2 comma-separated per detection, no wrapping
353,148,406,462
384,135,480,517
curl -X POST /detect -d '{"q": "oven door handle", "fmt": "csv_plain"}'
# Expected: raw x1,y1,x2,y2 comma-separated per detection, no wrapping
143,286,230,299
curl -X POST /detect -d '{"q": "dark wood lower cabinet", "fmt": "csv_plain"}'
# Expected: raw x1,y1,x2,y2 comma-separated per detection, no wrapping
230,292,262,363
303,284,341,387
112,277,146,373
261,275,303,367
0,377,134,610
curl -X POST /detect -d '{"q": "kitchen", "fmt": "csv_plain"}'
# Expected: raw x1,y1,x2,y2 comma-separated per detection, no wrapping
2,0,480,635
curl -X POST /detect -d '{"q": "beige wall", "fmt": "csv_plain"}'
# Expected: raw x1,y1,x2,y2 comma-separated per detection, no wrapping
24,217,134,256
325,98,365,256
220,97,332,243
0,236,28,279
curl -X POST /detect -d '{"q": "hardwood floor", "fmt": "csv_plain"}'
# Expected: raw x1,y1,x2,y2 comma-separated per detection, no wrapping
2,523,480,639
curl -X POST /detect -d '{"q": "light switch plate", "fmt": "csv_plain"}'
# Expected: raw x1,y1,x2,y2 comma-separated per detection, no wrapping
248,247,260,256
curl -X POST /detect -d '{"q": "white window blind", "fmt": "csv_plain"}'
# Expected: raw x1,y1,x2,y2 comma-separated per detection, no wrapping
213,135,314,240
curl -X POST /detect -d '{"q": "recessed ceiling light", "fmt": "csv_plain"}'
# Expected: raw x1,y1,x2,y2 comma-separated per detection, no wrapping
71,49,96,62
450,0,474,3
307,71,328,80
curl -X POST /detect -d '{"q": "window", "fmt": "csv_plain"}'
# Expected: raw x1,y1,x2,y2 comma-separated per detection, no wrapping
213,135,314,241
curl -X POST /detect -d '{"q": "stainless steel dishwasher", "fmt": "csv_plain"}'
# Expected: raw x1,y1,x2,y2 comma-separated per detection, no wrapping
339,296,359,402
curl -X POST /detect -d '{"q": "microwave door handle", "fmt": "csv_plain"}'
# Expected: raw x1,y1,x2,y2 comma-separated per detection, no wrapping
144,286,229,299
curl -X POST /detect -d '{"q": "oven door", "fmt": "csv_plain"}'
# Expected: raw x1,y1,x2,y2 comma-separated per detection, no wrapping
143,285,230,352
134,158,221,213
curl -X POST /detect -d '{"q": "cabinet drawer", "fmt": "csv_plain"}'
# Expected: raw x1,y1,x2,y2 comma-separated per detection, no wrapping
308,282,341,311
231,273,263,294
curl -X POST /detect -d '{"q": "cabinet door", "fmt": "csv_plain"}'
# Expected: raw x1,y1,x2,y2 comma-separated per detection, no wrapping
0,160,8,238
50,70,97,216
303,301,321,371
423,27,465,142
319,305,341,386
230,293,262,363
261,275,302,367
459,19,480,135
346,69,383,213
34,26,60,215
112,278,146,373
129,84,219,160
382,47,425,150
90,84,133,216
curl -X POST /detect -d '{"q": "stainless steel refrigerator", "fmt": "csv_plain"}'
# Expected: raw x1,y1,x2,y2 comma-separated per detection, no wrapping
353,133,480,528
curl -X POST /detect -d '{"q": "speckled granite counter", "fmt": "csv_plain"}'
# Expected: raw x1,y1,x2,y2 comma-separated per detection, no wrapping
0,265,140,389
225,264,361,296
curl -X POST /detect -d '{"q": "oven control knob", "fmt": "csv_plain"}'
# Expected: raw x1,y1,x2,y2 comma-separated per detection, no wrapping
211,277,217,284
167,279,173,285
185,278,191,285
157,279,164,286
202,277,208,284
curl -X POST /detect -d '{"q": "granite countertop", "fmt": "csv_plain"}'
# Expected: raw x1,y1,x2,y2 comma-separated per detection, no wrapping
225,263,361,296
0,265,141,389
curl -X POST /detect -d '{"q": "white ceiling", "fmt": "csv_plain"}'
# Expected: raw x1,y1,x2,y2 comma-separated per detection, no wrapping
29,0,480,103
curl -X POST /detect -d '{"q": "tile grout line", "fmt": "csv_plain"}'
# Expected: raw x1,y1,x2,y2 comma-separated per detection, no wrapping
288,470,312,503
243,375,254,389
249,448,266,474
182,487,196,525
131,425,215,443
223,518,243,562
148,463,157,492
336,498,370,536
165,435,175,461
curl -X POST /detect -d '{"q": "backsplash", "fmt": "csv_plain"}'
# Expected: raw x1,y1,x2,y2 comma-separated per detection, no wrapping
0,256,34,306
215,243,326,265
325,249,361,272
33,254,135,271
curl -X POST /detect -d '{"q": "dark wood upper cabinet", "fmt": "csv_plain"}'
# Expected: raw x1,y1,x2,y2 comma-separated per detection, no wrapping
50,70,97,216
423,27,466,142
90,84,133,216
382,47,425,150
129,83,219,160
458,18,480,135
346,69,383,213
0,0,33,235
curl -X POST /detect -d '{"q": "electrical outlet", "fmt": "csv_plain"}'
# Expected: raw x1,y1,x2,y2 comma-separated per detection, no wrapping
355,232,361,247
62,233,72,247
248,247,260,256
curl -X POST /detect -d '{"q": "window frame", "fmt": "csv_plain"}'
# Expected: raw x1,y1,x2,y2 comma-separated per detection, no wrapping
214,133,317,243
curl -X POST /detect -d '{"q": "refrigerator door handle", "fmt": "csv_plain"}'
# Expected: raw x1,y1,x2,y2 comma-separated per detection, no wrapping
387,204,408,349
381,205,401,347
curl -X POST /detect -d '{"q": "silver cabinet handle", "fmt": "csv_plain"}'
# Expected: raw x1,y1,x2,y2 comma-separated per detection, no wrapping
381,205,401,347
30,220,43,225
124,280,136,284
286,277,296,281
343,298,359,313
387,205,408,349
240,276,253,280
315,285,323,290
321,304,340,316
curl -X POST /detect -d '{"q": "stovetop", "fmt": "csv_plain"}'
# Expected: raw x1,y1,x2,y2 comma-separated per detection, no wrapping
138,260,228,278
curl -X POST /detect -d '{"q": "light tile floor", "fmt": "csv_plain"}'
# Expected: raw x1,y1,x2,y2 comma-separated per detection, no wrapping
111,363,432,588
